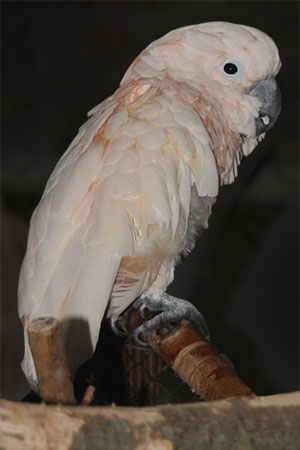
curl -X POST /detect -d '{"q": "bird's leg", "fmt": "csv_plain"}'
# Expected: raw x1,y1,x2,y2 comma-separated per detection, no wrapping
110,293,210,346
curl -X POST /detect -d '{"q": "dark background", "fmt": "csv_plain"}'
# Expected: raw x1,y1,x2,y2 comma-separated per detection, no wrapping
1,1,299,401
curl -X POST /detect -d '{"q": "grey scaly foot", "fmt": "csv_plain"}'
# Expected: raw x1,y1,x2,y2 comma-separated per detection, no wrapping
131,293,210,345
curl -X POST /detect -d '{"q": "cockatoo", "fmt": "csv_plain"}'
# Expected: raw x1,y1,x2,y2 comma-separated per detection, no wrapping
18,22,281,391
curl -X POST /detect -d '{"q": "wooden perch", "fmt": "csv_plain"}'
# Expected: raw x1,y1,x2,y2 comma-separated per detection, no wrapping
28,310,252,405
27,317,76,405
1,392,299,449
118,307,254,400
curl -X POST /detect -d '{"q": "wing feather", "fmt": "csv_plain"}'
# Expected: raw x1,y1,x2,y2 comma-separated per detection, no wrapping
19,76,220,390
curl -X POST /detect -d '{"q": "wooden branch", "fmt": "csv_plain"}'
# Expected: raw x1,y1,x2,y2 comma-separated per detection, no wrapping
1,393,299,449
27,309,252,405
27,317,76,405
118,308,253,400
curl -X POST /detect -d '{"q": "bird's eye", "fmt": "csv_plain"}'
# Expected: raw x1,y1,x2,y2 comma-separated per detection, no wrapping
223,63,238,75
220,59,244,81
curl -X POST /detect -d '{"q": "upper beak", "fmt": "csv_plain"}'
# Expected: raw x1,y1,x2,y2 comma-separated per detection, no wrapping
246,77,281,136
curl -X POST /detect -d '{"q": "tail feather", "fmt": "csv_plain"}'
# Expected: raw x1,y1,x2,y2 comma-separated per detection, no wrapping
21,248,122,389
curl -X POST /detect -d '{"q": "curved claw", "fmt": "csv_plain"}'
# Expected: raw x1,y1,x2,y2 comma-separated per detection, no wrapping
110,315,128,337
132,326,150,347
132,298,146,318
138,303,147,318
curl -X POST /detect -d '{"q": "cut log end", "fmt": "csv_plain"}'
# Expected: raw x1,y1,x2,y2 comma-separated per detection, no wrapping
27,317,77,405
27,316,57,333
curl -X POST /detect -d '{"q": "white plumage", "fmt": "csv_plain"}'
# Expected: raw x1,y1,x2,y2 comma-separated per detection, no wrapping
18,22,281,390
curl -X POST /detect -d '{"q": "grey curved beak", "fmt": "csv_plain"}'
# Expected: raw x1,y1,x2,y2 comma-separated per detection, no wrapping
246,77,281,136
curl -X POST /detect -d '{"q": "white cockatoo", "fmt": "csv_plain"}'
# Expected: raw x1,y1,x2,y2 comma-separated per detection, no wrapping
18,22,281,391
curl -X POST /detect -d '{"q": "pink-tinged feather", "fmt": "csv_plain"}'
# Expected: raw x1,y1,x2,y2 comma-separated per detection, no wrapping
18,21,281,390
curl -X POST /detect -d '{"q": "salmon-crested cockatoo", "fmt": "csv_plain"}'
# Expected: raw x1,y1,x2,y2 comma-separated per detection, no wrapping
18,22,281,391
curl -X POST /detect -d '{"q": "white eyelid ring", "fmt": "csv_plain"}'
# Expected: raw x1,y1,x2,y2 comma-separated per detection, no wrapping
220,59,244,81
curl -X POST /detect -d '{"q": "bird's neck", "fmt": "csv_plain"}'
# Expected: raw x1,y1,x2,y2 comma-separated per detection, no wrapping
192,90,244,186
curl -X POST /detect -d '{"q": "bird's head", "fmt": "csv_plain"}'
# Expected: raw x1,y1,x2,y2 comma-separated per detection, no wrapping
122,22,281,159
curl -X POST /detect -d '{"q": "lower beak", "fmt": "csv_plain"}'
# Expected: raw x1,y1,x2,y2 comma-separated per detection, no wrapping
246,77,281,136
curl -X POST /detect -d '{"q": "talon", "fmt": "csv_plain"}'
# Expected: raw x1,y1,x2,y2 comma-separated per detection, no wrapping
139,304,147,318
132,298,145,317
132,326,150,347
110,315,128,337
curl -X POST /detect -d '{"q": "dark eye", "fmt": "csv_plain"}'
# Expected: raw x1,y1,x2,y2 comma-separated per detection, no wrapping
223,62,238,75
220,59,244,81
